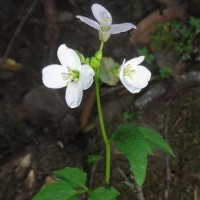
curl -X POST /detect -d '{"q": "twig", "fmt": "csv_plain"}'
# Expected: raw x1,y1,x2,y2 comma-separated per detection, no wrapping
0,0,39,69
101,85,124,97
170,116,182,132
117,167,145,200
89,148,105,188
164,112,171,200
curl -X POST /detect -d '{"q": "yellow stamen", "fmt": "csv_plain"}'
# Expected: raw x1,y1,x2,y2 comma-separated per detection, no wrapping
103,17,110,23
123,65,137,80
61,68,80,85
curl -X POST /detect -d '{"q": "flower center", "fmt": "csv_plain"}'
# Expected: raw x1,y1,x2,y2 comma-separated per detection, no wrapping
99,11,111,32
123,65,137,80
61,68,79,85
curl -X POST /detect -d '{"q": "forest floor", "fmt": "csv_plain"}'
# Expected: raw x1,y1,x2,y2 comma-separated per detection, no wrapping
1,0,200,199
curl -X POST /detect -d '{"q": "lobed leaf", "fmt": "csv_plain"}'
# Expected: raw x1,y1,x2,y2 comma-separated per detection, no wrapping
53,167,87,189
32,180,77,200
99,57,119,86
111,124,174,185
88,187,120,200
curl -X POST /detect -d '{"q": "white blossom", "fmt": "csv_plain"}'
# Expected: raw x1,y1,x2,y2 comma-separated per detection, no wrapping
42,44,94,108
76,4,136,41
119,56,151,93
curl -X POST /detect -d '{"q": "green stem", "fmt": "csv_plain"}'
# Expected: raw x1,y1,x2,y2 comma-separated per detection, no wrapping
100,42,104,51
99,69,113,73
75,189,89,195
94,74,110,187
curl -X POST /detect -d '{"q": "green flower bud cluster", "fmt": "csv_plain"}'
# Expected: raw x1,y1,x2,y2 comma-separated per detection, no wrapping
75,50,103,71
95,50,102,60
89,50,102,69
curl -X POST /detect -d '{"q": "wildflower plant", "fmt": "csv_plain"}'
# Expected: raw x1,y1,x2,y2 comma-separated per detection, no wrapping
33,3,174,200
150,17,200,62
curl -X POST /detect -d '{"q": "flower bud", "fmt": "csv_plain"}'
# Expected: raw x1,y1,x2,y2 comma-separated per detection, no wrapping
112,65,120,79
75,50,85,63
97,60,101,68
90,57,98,68
85,57,90,65
95,50,103,60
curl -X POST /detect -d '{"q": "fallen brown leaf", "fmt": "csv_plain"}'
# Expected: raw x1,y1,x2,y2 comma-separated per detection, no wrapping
0,149,36,182
45,176,56,184
156,0,184,8
130,7,185,48
117,88,128,97
76,89,96,133
194,184,200,200
40,176,57,189
25,169,36,191
43,0,59,55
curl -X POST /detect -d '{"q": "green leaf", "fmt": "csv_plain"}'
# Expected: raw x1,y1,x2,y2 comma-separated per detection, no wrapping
88,187,120,200
87,154,100,163
99,57,119,86
32,180,77,200
53,167,87,189
123,111,133,119
111,124,174,186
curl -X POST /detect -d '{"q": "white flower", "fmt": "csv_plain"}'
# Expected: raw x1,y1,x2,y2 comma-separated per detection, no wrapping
119,56,151,93
76,4,136,41
42,44,94,108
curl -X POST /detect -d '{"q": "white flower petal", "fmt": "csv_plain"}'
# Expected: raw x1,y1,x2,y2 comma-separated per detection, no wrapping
92,4,112,24
42,64,67,89
124,78,142,93
108,23,137,34
132,65,151,88
65,82,83,108
120,59,126,70
124,56,145,67
79,64,94,90
57,44,81,70
119,57,151,93
76,15,101,31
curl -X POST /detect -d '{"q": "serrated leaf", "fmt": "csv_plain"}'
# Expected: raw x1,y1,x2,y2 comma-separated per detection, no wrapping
89,187,120,200
99,57,119,86
53,167,87,189
32,180,77,200
111,124,174,186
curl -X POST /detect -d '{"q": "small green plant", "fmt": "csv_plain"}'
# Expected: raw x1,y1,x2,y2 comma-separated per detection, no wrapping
159,66,172,81
189,17,200,30
123,111,142,120
137,47,155,66
151,17,200,62
87,154,100,163
151,23,170,49
137,16,200,80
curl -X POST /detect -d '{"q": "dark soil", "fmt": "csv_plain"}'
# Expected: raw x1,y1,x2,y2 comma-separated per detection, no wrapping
0,0,200,200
